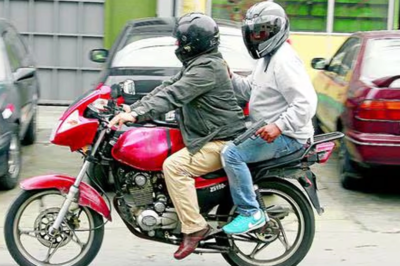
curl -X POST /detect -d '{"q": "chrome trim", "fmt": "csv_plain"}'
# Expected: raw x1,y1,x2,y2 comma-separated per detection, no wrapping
346,135,400,147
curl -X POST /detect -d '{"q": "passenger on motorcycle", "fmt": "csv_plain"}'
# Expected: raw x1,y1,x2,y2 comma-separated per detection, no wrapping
110,13,246,260
221,1,318,235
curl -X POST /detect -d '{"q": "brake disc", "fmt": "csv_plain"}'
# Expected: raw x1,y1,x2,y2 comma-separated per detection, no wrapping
34,208,73,248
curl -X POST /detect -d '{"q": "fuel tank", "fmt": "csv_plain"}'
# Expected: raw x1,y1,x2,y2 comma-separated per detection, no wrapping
112,126,185,171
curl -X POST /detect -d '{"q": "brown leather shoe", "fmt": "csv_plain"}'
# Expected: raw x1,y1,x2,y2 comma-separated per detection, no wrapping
174,226,211,260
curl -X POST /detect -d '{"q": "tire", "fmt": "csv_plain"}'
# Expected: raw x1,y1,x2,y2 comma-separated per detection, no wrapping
338,140,362,190
216,180,315,266
4,190,105,266
0,129,22,190
22,111,36,146
312,115,323,135
85,163,111,193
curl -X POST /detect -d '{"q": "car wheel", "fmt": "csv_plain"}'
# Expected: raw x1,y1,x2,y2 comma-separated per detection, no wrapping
0,130,22,190
312,115,323,135
338,139,363,190
21,111,36,145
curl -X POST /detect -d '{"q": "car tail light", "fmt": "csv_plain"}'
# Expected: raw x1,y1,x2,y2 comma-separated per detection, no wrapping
2,104,15,119
315,142,335,164
357,100,400,121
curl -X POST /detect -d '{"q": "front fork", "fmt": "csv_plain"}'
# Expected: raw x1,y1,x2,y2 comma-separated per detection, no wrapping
49,127,108,235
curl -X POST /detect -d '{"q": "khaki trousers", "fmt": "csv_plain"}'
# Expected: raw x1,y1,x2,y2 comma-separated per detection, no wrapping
163,140,227,234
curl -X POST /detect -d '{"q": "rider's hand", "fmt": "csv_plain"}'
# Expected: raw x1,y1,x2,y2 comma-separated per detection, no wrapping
121,104,131,113
256,123,282,143
109,112,136,129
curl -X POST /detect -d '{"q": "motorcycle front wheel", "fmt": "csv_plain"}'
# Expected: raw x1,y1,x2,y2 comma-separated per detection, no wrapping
4,189,105,266
216,180,315,266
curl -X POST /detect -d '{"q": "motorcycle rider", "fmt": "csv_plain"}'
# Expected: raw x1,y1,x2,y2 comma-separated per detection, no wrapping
110,13,246,259
221,1,318,234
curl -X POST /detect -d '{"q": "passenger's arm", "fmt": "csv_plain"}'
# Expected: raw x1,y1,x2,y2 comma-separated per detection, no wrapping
231,73,252,105
273,57,317,132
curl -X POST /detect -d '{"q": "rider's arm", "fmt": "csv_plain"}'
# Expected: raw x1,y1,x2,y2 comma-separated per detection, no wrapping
131,63,215,119
273,56,317,132
231,73,252,105
130,72,183,109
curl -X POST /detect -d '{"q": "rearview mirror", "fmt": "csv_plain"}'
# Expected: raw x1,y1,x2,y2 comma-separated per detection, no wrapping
121,79,136,95
13,67,36,82
311,58,327,70
90,49,108,63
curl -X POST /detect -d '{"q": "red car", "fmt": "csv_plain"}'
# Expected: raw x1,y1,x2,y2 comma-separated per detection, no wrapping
311,30,400,189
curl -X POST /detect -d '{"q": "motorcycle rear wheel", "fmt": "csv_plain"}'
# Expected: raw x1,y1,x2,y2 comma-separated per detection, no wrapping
4,189,105,266
216,180,315,266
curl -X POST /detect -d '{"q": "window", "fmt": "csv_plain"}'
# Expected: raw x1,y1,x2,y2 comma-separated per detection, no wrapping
112,35,255,70
3,28,29,71
0,40,7,81
361,38,400,80
327,37,360,77
212,0,328,32
333,0,389,33
275,0,328,32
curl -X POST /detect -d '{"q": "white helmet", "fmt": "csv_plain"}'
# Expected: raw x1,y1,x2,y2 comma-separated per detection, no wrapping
242,1,290,59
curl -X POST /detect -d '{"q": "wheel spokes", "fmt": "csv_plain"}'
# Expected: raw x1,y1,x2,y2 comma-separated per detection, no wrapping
277,219,291,251
249,242,270,259
43,240,63,263
65,221,86,250
19,229,40,239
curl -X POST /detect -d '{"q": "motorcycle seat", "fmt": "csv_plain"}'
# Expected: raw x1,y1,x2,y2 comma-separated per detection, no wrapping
201,147,307,180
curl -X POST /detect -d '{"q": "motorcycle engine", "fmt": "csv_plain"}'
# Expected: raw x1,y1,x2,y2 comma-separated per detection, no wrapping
120,171,179,234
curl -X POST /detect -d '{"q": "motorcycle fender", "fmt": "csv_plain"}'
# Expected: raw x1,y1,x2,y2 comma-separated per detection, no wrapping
296,171,324,215
20,174,112,221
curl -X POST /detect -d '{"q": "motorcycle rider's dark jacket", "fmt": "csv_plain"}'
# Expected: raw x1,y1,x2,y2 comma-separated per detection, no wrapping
130,49,246,154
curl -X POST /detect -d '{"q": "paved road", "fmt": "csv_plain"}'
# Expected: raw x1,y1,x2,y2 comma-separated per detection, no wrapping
0,106,399,266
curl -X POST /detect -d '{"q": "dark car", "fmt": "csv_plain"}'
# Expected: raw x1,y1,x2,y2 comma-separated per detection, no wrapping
311,30,400,189
0,19,40,190
85,17,255,189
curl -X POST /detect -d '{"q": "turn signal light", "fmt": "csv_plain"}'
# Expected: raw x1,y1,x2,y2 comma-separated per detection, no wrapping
357,100,400,121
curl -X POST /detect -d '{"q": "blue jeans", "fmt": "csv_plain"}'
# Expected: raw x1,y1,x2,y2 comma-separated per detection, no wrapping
221,135,303,216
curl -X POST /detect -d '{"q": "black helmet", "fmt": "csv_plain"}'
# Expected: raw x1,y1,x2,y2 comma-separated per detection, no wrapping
174,12,220,63
242,1,290,59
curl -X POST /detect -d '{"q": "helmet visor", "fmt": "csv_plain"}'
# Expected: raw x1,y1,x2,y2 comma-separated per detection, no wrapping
242,16,283,45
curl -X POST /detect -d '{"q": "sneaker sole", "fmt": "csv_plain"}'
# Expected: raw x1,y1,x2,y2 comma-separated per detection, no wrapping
224,219,266,235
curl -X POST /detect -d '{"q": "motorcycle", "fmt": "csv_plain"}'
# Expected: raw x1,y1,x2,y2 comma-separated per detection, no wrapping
4,82,344,266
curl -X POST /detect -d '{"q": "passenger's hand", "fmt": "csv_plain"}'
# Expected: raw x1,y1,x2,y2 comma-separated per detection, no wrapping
121,104,131,113
256,124,282,143
224,61,232,78
109,113,136,129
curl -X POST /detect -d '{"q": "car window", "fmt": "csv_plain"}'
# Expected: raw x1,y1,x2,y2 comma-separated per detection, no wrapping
3,28,29,71
0,39,7,81
112,35,256,71
361,38,400,80
328,37,360,77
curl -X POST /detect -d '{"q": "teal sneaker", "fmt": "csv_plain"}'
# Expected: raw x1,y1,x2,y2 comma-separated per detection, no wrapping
223,210,266,234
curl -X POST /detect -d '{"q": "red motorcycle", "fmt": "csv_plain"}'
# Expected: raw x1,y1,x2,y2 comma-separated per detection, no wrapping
4,83,343,266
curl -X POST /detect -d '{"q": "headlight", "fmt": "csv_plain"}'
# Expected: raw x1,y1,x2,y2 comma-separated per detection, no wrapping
88,99,109,113
58,110,81,133
165,111,176,122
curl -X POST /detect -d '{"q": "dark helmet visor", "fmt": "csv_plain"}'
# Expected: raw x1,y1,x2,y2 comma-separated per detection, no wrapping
242,18,282,45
